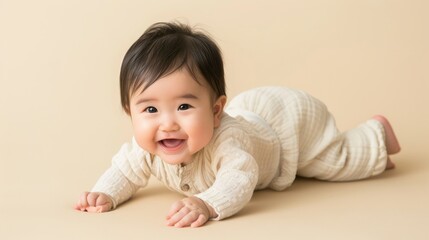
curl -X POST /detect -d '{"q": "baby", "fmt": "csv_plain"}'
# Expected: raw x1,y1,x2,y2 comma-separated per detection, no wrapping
75,22,401,227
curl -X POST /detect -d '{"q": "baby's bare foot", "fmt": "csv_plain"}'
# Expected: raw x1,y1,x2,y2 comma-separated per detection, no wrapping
385,157,396,170
373,115,401,155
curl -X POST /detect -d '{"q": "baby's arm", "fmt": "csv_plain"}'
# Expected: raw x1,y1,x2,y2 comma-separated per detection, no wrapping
74,192,113,213
75,139,152,212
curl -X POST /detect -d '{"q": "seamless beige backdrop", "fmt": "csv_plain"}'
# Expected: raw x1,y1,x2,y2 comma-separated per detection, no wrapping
1,0,428,239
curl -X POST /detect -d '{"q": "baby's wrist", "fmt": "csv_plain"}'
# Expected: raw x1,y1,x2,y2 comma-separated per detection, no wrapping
195,197,217,219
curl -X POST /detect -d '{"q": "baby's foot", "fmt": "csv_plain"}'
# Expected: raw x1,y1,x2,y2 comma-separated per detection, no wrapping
385,157,396,170
372,115,401,155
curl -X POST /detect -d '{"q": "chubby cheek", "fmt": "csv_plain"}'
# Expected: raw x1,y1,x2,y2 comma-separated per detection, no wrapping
132,118,157,153
185,116,215,152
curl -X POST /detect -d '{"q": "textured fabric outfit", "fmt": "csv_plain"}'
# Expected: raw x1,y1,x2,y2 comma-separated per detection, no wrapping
92,87,388,220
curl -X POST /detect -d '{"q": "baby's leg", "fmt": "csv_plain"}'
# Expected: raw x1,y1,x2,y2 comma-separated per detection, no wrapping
372,115,401,170
298,117,393,181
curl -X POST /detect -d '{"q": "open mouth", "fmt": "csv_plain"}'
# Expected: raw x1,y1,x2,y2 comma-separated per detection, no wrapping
159,139,185,151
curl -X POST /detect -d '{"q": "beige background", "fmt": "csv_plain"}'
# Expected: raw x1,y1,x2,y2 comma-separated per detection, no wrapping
1,0,428,239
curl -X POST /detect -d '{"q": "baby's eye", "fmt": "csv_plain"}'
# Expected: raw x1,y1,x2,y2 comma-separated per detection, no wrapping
144,106,158,113
178,104,192,111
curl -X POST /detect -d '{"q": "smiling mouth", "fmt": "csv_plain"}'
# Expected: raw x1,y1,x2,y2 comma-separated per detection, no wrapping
159,139,185,151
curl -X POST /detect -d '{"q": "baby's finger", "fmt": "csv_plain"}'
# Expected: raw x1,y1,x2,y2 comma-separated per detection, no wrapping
190,214,208,228
98,203,112,212
174,211,199,228
85,206,103,213
85,198,112,213
166,207,190,226
94,201,112,213
74,203,83,211
77,192,90,210
95,194,112,208
86,193,99,207
166,201,185,219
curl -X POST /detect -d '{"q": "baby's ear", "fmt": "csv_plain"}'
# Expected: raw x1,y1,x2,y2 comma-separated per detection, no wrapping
213,96,227,128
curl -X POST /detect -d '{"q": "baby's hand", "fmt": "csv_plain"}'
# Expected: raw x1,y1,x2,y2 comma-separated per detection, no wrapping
166,196,215,228
74,192,113,213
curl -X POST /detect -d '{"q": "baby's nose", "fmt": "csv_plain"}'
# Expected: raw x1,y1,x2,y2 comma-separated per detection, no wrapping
159,116,180,132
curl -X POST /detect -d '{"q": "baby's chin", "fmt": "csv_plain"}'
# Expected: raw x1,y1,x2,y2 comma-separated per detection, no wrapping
157,153,193,166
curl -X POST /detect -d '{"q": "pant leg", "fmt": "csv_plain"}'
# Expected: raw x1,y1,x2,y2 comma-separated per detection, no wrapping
297,119,388,181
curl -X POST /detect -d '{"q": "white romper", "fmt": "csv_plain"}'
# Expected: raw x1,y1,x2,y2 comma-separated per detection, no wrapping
91,87,388,220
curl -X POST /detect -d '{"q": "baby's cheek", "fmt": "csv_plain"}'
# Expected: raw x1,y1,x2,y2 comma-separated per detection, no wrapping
190,127,213,152
133,127,156,151
135,136,155,153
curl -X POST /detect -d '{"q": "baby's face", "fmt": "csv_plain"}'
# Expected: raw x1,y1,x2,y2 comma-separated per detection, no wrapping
129,68,225,165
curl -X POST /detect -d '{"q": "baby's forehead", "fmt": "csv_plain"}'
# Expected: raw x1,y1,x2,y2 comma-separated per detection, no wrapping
133,68,212,94
131,68,215,99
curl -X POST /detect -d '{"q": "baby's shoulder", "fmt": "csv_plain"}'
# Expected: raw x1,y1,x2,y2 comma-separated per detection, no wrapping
208,113,253,152
214,113,249,137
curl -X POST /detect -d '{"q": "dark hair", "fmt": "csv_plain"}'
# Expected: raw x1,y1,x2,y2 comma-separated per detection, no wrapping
120,22,226,115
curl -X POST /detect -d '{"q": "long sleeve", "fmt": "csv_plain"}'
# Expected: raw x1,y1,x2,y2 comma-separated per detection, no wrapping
195,138,259,220
91,138,152,209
